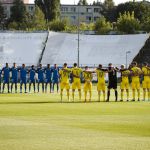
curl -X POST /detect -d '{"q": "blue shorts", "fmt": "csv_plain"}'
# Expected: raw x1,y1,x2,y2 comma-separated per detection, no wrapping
12,78,18,83
45,79,52,83
3,78,9,83
29,79,36,83
53,78,59,83
38,79,44,83
20,79,27,84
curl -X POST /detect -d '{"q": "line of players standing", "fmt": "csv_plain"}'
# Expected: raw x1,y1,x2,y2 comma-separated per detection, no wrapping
0,63,59,93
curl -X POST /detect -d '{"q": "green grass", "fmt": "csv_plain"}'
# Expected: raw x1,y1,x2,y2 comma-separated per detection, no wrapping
0,85,150,150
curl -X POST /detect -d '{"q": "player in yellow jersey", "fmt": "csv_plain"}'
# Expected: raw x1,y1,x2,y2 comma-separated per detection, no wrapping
59,63,71,102
120,65,130,102
130,62,142,101
95,64,107,102
142,62,150,101
71,63,83,101
83,66,93,102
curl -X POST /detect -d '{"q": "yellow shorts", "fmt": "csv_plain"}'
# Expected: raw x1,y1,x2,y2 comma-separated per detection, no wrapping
121,80,129,90
97,81,105,91
72,81,81,90
131,79,140,90
142,77,150,89
84,82,92,91
60,82,70,90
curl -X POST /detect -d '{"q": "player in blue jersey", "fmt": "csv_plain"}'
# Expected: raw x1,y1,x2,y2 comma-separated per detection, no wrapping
45,64,52,93
52,64,59,93
2,63,10,93
29,65,36,93
11,63,18,93
0,68,2,93
19,64,27,93
37,64,45,93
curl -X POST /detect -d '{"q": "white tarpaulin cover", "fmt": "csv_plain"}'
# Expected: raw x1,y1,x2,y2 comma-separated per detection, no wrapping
0,32,47,65
42,32,149,66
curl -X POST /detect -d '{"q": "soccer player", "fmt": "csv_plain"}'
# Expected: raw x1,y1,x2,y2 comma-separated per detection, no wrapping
52,64,59,93
130,62,142,101
95,64,107,102
2,63,10,93
142,62,150,101
11,63,18,93
59,63,71,102
29,65,36,93
37,64,45,93
45,64,52,93
120,64,130,102
106,63,118,102
71,63,83,101
20,64,27,93
83,66,93,102
0,68,2,93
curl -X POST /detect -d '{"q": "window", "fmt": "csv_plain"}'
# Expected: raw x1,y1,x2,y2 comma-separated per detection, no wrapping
86,16,92,21
86,8,92,13
71,16,76,20
94,8,100,13
61,7,68,12
71,7,76,12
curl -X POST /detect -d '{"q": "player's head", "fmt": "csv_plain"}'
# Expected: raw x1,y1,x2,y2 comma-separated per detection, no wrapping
13,62,16,67
54,64,57,68
64,63,67,68
132,62,137,67
22,64,25,68
31,65,34,69
143,62,148,67
47,64,50,68
98,64,102,69
108,63,112,67
6,63,8,67
39,64,42,68
74,63,77,67
85,66,88,71
121,64,125,69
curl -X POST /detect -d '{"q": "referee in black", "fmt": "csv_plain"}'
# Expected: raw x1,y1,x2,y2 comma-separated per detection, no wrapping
106,63,118,102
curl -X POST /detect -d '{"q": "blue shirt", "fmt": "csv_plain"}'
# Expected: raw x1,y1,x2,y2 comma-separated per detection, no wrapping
2,67,10,79
52,68,59,80
45,68,52,80
0,69,2,80
37,68,44,80
11,67,18,80
30,69,36,81
20,67,27,80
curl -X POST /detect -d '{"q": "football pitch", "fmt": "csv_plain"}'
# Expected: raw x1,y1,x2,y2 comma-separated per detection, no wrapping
0,86,150,150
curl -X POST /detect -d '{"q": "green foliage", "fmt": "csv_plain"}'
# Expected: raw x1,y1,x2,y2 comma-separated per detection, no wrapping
104,0,115,10
94,17,112,34
117,11,140,34
78,0,88,5
0,2,6,29
35,0,60,21
142,17,150,32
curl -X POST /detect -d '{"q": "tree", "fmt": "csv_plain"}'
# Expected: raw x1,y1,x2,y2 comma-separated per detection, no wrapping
117,11,140,34
94,16,112,34
104,0,115,10
35,0,60,21
142,17,150,32
10,0,26,23
78,0,88,5
0,2,6,29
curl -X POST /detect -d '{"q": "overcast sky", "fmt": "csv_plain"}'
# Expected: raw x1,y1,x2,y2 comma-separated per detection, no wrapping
60,0,149,5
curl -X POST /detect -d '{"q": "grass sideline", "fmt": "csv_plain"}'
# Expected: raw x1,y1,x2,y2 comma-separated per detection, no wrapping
0,85,150,150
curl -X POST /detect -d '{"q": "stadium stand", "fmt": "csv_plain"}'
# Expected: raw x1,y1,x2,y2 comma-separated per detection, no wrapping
0,31,48,66
41,32,150,66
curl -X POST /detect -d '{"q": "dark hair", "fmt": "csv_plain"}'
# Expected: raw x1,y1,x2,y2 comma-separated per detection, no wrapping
99,64,102,68
64,63,67,66
132,61,137,66
143,62,148,66
74,63,77,67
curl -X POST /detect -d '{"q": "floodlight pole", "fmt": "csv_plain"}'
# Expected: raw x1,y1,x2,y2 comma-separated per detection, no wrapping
77,5,80,67
126,51,131,68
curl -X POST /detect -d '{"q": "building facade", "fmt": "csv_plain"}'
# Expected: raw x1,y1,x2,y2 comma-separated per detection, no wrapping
0,0,103,24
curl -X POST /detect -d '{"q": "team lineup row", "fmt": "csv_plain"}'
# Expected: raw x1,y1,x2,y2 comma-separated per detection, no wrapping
0,62,150,102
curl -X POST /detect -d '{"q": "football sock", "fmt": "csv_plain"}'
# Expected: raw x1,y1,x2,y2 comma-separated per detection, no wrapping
72,91,75,100
107,90,110,101
103,91,105,101
115,90,118,101
67,90,69,101
126,90,129,100
137,89,140,99
84,91,87,101
121,90,123,100
143,89,146,100
79,90,81,100
132,90,135,100
89,91,92,101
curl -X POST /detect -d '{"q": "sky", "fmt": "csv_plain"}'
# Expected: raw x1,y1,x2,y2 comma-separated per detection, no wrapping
60,0,149,5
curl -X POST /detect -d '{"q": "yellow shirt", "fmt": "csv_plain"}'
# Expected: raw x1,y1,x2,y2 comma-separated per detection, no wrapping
131,67,142,80
120,69,130,82
71,67,83,82
59,67,71,83
96,69,105,82
142,67,150,80
83,71,93,82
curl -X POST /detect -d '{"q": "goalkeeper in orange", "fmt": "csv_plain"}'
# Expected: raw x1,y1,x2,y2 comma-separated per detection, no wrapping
82,66,93,102
95,64,107,102
142,62,150,101
130,62,142,101
71,63,83,101
59,63,72,102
